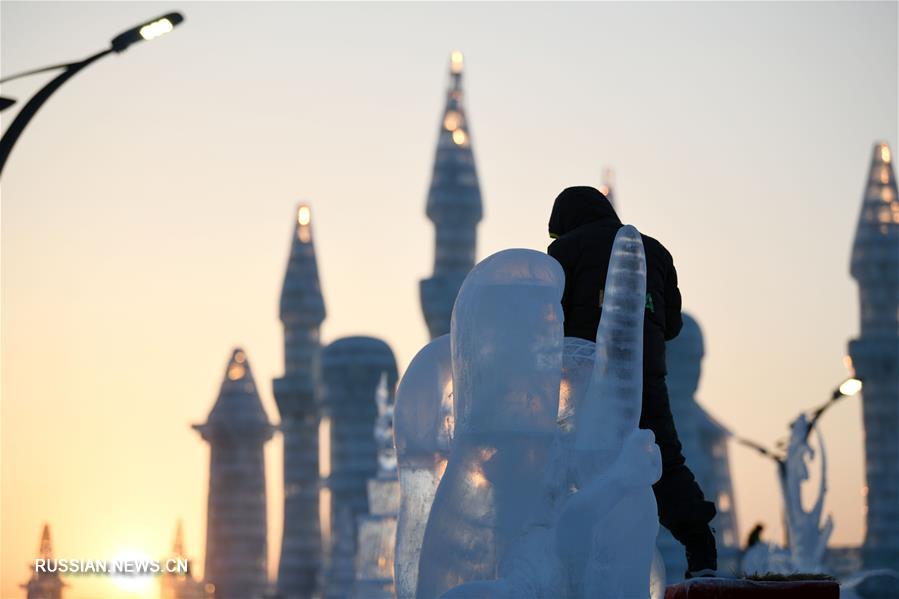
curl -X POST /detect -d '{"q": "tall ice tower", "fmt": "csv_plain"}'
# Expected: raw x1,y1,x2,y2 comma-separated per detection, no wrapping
194,349,274,599
420,51,483,339
274,203,327,597
849,141,899,571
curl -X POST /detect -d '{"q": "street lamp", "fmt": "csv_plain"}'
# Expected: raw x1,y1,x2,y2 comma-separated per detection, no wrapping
0,12,184,177
736,376,864,472
804,376,863,443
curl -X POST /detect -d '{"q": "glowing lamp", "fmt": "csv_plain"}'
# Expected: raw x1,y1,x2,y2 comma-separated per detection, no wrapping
838,377,863,397
298,205,312,226
450,51,464,74
111,12,184,53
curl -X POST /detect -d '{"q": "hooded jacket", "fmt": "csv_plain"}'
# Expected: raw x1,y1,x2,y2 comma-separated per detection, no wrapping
547,186,683,378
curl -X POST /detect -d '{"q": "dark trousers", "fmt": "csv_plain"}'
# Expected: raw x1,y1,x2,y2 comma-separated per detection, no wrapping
641,376,718,565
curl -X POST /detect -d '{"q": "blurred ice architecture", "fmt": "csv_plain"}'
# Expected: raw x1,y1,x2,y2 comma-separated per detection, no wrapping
354,373,401,598
398,226,663,598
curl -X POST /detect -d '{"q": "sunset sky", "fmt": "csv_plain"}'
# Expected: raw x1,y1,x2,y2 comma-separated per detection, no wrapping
2,2,897,597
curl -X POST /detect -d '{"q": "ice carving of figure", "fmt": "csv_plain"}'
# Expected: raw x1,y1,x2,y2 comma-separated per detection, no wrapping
394,335,454,599
415,250,565,599
783,415,832,573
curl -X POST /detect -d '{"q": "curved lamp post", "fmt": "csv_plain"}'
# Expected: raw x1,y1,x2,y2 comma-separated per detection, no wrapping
735,376,864,474
0,12,184,177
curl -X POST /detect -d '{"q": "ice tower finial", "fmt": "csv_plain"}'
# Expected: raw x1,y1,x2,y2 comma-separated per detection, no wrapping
450,50,464,75
420,52,483,339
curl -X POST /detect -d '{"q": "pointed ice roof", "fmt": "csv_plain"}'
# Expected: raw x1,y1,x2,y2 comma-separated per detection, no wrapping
38,524,54,560
194,348,274,439
851,141,899,276
280,203,326,328
425,51,483,222
172,520,185,556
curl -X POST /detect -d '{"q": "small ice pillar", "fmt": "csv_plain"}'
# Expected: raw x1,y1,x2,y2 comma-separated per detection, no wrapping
572,225,659,599
393,335,454,599
576,224,647,480
416,249,564,598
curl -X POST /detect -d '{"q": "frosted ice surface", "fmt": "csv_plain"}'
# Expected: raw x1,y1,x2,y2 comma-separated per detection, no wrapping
394,334,454,599
416,249,564,599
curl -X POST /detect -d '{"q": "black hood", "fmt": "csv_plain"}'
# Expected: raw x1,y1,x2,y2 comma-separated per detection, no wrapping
548,186,619,238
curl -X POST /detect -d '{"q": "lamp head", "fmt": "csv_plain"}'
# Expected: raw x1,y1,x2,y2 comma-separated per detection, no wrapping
838,377,863,397
111,12,184,53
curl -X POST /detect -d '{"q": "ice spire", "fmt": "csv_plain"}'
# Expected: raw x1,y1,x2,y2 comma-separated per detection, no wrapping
849,141,899,571
21,524,65,599
39,524,53,560
194,349,274,599
274,202,328,598
420,51,483,339
172,520,185,557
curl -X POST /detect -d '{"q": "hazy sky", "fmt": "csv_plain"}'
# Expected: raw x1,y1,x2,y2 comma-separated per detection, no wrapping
2,2,897,597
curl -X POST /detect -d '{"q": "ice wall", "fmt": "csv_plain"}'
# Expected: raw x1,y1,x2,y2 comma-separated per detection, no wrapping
416,249,564,598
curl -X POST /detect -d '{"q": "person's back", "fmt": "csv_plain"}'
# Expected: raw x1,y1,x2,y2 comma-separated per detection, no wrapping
547,186,718,579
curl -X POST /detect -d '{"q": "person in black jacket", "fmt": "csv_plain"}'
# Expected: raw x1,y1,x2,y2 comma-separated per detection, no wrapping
548,186,718,578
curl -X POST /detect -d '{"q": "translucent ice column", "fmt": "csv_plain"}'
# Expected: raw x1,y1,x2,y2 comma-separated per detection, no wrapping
394,335,454,599
416,249,564,599
572,225,661,599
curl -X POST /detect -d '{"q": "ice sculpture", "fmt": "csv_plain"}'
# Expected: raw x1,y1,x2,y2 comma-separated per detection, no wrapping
394,335,454,599
405,226,661,598
374,373,398,474
740,414,833,576
354,373,402,598
415,249,565,598
739,541,793,576
784,415,832,573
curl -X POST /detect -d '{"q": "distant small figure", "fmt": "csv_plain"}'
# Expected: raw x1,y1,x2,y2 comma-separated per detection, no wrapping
746,523,765,550
547,186,718,579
